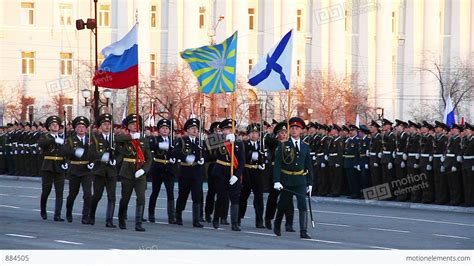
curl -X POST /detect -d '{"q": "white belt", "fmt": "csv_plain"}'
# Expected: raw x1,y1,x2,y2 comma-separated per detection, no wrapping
445,154,455,157
420,154,430,157
0,152,3,155
383,151,391,154
433,154,443,158
317,153,324,156
408,153,418,157
310,152,315,155
329,153,338,156
463,156,474,160
369,152,377,156
396,152,404,155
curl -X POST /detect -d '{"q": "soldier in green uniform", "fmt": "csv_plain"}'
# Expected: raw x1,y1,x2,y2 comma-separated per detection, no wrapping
406,121,422,202
273,117,314,239
327,124,345,196
420,121,435,203
115,114,152,231
369,121,383,188
443,123,464,206
394,120,409,201
38,116,67,221
358,125,371,191
344,125,361,199
461,123,473,207
433,121,449,204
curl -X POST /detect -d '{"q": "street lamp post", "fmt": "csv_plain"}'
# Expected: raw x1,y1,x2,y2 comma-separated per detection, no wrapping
81,88,111,116
375,107,384,122
76,0,102,120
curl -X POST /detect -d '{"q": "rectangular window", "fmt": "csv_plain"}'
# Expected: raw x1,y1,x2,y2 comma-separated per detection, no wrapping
392,12,396,33
150,54,156,77
199,7,205,29
59,3,73,26
60,52,73,75
151,5,157,28
296,59,301,77
248,59,254,73
297,9,302,31
99,5,110,27
21,2,35,25
345,10,349,32
248,8,255,30
22,51,35,75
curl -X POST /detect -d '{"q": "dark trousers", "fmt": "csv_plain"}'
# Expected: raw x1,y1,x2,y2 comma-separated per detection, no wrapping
119,176,147,219
394,164,408,200
214,175,241,219
345,167,361,197
370,164,382,187
447,167,463,205
277,185,307,211
6,153,14,175
265,188,294,225
433,159,449,204
421,167,435,203
205,169,217,216
462,163,474,206
329,165,344,196
66,174,92,218
176,175,203,212
407,167,422,202
40,171,64,216
317,165,330,196
149,170,175,213
239,169,264,226
90,174,117,222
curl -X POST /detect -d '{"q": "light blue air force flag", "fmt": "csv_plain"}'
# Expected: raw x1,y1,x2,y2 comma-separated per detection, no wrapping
248,30,293,91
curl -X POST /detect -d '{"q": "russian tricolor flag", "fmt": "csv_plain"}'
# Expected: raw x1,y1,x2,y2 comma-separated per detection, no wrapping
443,94,456,127
93,24,138,89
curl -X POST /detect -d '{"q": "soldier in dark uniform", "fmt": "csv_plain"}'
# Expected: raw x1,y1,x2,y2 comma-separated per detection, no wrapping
63,116,93,224
317,125,331,196
381,119,396,199
89,113,118,228
461,123,473,207
273,117,313,239
211,118,245,231
344,125,361,199
369,121,383,188
239,123,267,228
147,118,177,224
433,121,449,205
204,122,222,223
5,123,16,175
358,125,371,191
394,120,409,201
405,121,422,202
443,123,464,206
264,121,295,232
0,127,7,174
420,121,435,203
328,124,345,196
115,114,153,231
37,116,67,221
172,118,206,228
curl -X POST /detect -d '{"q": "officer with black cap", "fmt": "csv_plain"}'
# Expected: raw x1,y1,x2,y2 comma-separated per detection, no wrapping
115,114,153,231
405,121,422,202
204,121,221,223
327,124,345,196
461,122,473,207
369,120,383,188
443,123,464,205
172,117,206,228
394,120,409,201
418,121,435,203
38,115,67,221
381,119,396,199
344,124,361,199
147,118,177,224
211,118,245,231
89,113,118,228
358,125,371,191
273,117,314,239
239,123,267,228
433,121,449,204
62,116,93,224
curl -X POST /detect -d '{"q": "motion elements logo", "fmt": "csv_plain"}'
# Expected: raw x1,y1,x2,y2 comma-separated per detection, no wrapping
362,173,429,201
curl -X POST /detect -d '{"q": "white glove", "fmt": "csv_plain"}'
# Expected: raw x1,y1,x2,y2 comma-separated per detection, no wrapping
355,165,361,171
307,185,312,195
335,163,340,168
74,148,85,158
55,137,65,145
440,156,445,163
472,166,474,171
312,156,317,161
429,156,433,162
456,156,463,162
415,154,420,160
403,153,407,160
131,132,141,139
185,154,195,164
135,169,145,178
273,182,283,191
229,175,238,185
377,152,382,158
387,162,393,170
401,161,405,168
440,166,445,172
87,163,94,170
169,158,176,164
392,152,396,159
100,152,110,162
158,141,169,151
365,164,369,170
374,163,379,167
251,151,259,161
109,159,116,166
452,166,457,172
426,165,432,171
366,150,369,157
197,158,205,165
324,155,329,161
414,164,419,169
258,164,265,170
61,163,68,170
226,133,235,143
321,163,326,168
14,150,17,155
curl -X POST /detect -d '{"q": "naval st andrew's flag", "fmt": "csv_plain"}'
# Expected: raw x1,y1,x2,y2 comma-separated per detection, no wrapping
181,32,238,94
93,24,138,89
443,94,456,127
248,30,293,91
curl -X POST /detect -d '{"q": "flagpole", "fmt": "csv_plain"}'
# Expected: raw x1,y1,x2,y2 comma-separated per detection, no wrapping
230,92,236,177
287,90,291,140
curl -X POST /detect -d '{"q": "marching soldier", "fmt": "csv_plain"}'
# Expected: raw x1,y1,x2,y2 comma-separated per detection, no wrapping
211,118,245,231
172,118,206,228
115,114,153,231
358,125,371,191
461,123,473,207
89,113,118,228
204,122,222,223
344,125,361,199
63,116,93,224
239,123,267,228
147,118,177,224
420,121,435,203
273,117,313,239
406,121,422,203
38,116,67,221
369,121,383,188
328,124,345,196
394,120,409,201
381,119,396,200
443,123,464,206
433,121,449,205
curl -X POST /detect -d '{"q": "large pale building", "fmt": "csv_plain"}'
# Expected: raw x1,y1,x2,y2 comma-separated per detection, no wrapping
0,0,473,124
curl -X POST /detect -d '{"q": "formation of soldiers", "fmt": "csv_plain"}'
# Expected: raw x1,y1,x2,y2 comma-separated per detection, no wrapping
1,114,473,239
